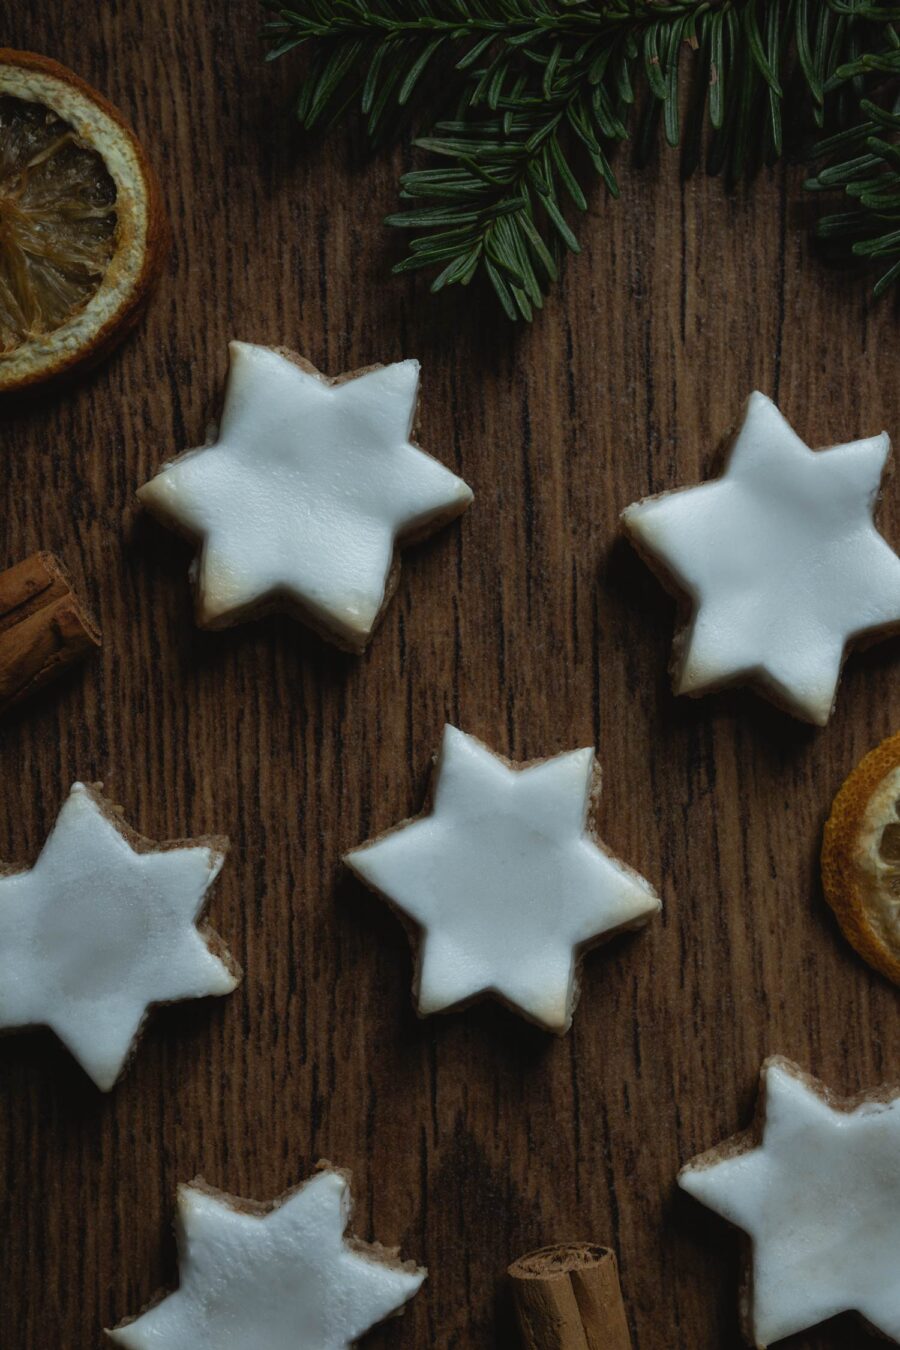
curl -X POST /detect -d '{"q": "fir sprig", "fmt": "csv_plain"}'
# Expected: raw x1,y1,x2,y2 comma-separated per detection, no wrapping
265,2,900,319
808,32,900,297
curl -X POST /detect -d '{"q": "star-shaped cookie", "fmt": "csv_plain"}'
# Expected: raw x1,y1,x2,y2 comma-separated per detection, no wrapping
344,725,660,1032
0,783,239,1089
622,392,900,724
138,341,473,650
679,1057,900,1347
108,1167,425,1349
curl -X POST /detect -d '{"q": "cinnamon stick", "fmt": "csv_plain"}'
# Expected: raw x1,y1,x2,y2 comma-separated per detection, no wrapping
509,1243,632,1350
0,552,101,713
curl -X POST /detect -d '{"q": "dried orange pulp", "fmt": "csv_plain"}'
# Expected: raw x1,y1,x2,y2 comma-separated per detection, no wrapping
823,730,900,983
0,50,165,392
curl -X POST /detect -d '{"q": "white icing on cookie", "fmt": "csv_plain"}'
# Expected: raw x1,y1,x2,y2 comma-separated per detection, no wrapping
138,342,473,649
679,1057,900,1347
344,725,660,1033
622,392,900,725
107,1168,425,1350
0,783,238,1090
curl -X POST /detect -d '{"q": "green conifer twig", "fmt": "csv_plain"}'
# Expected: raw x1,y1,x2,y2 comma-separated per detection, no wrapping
265,2,900,319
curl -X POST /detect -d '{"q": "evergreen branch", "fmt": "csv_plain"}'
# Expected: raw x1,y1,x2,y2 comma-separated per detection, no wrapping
266,2,900,318
809,91,900,297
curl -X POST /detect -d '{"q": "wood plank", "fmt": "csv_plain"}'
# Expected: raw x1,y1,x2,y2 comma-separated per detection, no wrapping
0,6,896,1348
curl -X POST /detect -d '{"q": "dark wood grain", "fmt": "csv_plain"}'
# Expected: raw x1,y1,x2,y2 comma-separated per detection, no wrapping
1,6,898,1349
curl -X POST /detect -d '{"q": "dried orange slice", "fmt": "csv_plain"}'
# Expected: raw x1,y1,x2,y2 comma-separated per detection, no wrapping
822,730,900,983
0,50,165,393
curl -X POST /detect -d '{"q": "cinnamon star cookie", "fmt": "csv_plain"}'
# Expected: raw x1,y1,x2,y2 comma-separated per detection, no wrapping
622,392,900,724
345,725,660,1032
138,342,473,650
680,1057,900,1346
0,782,238,1089
108,1167,425,1349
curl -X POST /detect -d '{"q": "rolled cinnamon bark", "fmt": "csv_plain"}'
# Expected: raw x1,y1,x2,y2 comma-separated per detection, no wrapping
508,1243,632,1350
0,552,101,713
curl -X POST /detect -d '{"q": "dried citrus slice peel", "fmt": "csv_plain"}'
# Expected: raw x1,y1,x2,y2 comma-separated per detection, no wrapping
822,730,900,983
0,50,165,393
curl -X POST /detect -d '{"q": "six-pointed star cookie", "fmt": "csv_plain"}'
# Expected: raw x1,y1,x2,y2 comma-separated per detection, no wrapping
622,392,900,724
138,341,473,650
344,725,661,1032
0,783,239,1089
108,1167,425,1350
679,1057,900,1347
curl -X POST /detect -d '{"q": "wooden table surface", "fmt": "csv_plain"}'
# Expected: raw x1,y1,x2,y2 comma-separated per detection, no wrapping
2,6,899,1349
